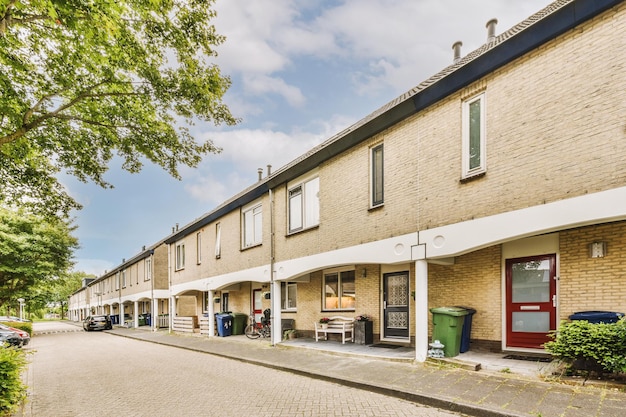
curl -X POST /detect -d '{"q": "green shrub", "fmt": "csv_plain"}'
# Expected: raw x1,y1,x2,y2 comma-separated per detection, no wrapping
4,322,32,336
0,347,27,416
545,318,626,374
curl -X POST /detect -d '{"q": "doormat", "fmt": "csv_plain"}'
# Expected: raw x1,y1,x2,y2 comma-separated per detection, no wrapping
369,344,402,349
503,354,552,363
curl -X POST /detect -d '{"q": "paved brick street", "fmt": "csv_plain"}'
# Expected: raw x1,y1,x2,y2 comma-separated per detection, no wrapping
17,322,465,417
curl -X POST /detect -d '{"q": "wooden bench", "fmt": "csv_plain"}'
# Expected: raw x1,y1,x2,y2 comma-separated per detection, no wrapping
314,316,354,344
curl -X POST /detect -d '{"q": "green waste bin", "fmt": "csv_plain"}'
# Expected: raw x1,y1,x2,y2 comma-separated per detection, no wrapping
231,313,248,335
430,307,471,357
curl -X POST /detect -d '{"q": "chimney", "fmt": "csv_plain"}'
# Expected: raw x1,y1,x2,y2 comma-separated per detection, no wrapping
175,223,179,231
257,168,263,181
267,164,272,177
142,245,146,251
486,18,498,42
452,41,463,63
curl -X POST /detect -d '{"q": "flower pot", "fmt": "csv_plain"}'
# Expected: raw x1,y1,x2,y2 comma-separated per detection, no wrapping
321,323,328,329
355,321,373,345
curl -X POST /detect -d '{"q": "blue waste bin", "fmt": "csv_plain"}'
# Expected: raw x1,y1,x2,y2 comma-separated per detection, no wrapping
216,313,232,337
110,314,118,325
145,313,151,326
569,311,624,324
455,306,476,353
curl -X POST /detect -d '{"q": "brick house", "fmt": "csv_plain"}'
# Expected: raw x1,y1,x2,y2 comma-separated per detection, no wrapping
70,0,625,361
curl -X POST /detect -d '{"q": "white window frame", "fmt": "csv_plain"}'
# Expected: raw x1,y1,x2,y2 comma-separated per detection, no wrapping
144,258,152,281
461,92,486,179
242,202,263,249
121,269,127,288
115,273,120,290
196,232,202,264
370,143,384,208
215,223,221,259
175,241,185,270
322,266,356,311
281,282,297,311
288,175,319,234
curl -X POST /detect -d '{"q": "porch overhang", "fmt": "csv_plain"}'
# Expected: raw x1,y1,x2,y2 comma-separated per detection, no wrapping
416,186,626,260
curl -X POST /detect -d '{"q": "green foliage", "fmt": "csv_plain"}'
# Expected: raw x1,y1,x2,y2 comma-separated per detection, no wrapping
3,322,31,336
0,347,27,415
1,0,238,218
0,206,79,307
545,319,626,373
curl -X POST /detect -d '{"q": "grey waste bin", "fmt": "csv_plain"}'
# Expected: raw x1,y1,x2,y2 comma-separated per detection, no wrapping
455,306,476,353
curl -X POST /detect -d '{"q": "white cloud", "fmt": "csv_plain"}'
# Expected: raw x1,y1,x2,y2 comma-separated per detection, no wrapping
243,74,306,107
73,258,115,276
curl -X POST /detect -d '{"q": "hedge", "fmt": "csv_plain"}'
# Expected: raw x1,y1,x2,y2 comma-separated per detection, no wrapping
0,347,27,416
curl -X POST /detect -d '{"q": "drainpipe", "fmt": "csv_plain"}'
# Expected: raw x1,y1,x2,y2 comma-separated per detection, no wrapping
149,250,155,331
167,243,173,333
269,188,277,346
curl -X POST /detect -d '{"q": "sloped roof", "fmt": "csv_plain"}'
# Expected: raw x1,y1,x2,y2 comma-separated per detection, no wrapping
164,0,619,244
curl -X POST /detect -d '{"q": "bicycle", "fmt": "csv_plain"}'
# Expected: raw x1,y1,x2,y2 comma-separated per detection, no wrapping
244,309,271,339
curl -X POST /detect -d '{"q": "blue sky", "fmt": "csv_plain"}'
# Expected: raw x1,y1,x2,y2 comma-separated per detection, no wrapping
64,0,553,275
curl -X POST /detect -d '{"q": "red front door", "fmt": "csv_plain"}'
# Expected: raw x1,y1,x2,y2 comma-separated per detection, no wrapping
252,289,263,326
506,254,557,349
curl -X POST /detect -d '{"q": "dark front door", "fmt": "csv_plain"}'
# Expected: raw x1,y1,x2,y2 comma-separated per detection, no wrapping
506,254,557,349
383,271,410,339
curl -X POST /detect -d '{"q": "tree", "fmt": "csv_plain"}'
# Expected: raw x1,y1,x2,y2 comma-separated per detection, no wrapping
0,206,79,312
28,270,90,319
0,0,237,218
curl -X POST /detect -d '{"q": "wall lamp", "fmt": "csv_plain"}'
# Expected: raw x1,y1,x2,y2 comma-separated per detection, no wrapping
589,241,607,258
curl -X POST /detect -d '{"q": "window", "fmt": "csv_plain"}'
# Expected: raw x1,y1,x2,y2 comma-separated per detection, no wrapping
121,269,127,288
242,203,262,248
371,144,384,207
115,273,119,290
462,92,486,178
281,282,297,310
175,241,185,270
196,232,202,264
288,176,319,233
144,258,152,281
215,223,221,259
323,269,356,311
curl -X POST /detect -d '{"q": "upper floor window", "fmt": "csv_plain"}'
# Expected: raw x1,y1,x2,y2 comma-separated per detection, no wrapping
288,176,319,233
370,143,384,207
462,92,486,179
242,203,262,248
323,268,355,311
115,272,120,290
144,258,152,281
215,223,221,259
175,241,185,270
281,282,297,311
196,232,202,264
121,269,127,288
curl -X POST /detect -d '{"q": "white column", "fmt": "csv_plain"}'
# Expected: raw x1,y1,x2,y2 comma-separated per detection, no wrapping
415,259,429,362
170,296,176,332
152,298,158,331
134,301,139,328
270,280,282,345
207,290,215,338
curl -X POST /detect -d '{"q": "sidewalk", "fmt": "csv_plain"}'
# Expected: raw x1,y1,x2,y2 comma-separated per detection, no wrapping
107,327,625,417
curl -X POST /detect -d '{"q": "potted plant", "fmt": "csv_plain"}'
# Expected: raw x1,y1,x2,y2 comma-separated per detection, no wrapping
283,329,297,340
319,317,330,329
354,314,373,345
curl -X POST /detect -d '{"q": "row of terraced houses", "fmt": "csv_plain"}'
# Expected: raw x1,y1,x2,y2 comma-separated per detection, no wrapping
69,0,626,361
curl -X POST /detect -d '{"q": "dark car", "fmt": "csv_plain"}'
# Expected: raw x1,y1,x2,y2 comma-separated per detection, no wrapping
0,323,29,346
83,315,112,331
0,329,22,347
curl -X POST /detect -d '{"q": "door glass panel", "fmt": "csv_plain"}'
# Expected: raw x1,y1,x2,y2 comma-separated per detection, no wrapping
387,275,408,307
511,259,550,302
512,312,550,333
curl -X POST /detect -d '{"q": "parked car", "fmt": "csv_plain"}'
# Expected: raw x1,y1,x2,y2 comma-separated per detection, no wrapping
0,316,31,322
0,329,22,347
83,315,112,331
0,323,30,346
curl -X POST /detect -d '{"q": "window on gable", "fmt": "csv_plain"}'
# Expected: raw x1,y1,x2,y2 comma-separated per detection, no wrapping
462,92,486,179
371,143,384,207
145,258,152,281
242,203,262,248
323,269,356,311
215,223,221,259
196,232,202,264
281,282,297,310
288,176,319,233
175,241,185,270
